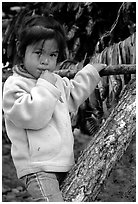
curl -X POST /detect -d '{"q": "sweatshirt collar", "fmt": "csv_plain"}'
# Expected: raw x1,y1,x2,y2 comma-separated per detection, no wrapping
13,65,35,79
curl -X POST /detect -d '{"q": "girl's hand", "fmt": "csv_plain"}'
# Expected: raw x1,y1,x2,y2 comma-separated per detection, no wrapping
92,63,107,72
40,70,57,86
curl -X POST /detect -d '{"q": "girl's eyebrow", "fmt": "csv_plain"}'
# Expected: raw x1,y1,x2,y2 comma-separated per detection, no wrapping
32,40,45,50
33,44,43,51
42,49,59,54
51,50,59,53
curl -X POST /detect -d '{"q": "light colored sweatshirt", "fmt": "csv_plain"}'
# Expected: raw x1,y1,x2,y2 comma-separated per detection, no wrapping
2,64,100,178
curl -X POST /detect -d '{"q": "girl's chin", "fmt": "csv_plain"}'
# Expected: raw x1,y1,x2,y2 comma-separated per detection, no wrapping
30,73,40,79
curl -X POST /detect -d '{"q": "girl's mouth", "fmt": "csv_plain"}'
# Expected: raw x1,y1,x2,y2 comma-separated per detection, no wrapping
37,68,47,73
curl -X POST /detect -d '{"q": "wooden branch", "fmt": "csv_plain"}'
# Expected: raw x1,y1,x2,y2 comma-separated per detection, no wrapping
60,78,136,201
55,64,136,79
99,64,136,76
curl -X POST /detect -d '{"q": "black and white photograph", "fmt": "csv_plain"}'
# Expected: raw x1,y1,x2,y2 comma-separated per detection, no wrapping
2,2,136,202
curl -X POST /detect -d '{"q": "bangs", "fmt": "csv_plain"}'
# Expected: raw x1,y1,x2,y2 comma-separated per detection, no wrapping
20,26,56,46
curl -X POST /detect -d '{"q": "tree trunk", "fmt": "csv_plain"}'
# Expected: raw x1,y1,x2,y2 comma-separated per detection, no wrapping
60,77,136,202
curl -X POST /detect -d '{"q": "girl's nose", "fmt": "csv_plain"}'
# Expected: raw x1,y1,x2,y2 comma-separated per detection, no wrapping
41,56,49,65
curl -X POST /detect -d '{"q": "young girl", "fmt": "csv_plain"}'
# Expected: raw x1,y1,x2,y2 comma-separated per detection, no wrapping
3,15,106,202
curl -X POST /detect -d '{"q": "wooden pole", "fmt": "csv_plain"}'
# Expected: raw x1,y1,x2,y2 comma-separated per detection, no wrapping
55,64,136,79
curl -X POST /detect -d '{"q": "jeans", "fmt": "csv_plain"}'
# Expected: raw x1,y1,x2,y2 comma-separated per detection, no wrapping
20,171,66,202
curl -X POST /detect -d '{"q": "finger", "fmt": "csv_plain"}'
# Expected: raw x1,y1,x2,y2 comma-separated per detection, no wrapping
101,63,107,66
44,70,49,74
102,64,107,68
40,70,45,76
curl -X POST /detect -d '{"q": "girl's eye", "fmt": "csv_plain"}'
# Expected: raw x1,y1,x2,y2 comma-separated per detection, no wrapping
50,53,58,58
34,51,42,56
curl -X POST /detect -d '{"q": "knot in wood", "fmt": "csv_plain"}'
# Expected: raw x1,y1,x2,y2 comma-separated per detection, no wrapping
72,186,85,202
105,134,116,147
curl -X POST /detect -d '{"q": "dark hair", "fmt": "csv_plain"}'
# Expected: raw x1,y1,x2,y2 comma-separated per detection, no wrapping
16,15,67,63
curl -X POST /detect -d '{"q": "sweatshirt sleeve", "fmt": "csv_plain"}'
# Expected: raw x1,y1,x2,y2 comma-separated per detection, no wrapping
63,64,101,113
2,77,61,130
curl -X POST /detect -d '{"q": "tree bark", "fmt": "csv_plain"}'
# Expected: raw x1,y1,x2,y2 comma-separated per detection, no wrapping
60,77,136,202
55,64,136,79
99,64,136,76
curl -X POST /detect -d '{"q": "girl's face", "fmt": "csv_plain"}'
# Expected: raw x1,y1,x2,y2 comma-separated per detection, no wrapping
23,39,59,78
